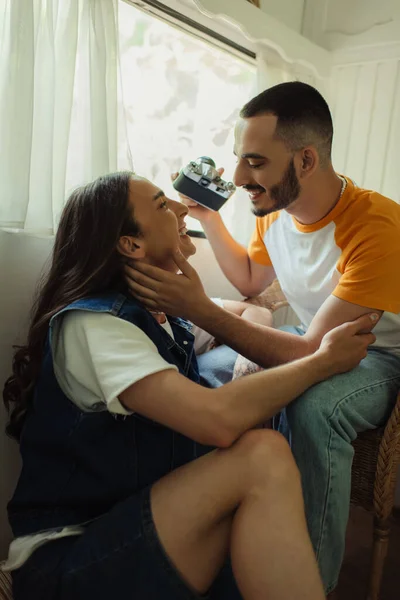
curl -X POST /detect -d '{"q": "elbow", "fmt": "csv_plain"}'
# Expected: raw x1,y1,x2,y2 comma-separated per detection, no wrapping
210,427,236,449
194,423,236,449
203,405,238,449
192,405,237,449
236,281,265,300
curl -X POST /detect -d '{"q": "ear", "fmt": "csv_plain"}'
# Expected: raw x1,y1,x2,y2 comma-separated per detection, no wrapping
117,236,146,259
299,147,318,178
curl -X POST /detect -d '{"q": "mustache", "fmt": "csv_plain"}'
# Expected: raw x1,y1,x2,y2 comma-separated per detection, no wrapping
243,185,265,193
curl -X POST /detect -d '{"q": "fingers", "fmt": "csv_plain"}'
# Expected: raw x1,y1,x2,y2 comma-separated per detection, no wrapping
345,312,380,334
185,198,199,207
125,262,172,284
172,249,197,278
359,332,376,346
134,295,159,310
125,277,160,301
217,167,225,176
125,266,163,293
171,172,179,182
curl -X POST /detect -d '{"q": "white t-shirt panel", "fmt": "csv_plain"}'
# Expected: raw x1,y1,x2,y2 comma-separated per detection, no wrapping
52,311,178,415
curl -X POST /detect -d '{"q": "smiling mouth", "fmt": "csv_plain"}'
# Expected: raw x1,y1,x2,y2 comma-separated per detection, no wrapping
248,189,265,201
179,224,188,236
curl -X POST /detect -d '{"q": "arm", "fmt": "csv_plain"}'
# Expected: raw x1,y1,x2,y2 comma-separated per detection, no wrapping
191,300,273,356
190,295,381,367
201,212,275,297
120,314,376,448
125,253,380,367
173,170,274,297
196,295,381,367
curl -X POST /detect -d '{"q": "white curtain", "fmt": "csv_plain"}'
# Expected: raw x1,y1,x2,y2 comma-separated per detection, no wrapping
0,0,132,233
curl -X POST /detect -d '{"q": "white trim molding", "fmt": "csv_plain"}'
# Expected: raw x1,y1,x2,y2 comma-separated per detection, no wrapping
332,41,400,67
190,0,331,79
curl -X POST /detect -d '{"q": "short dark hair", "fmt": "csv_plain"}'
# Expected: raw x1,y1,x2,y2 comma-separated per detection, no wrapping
240,81,333,167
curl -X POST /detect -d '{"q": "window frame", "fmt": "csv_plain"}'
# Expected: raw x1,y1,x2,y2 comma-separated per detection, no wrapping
122,0,256,65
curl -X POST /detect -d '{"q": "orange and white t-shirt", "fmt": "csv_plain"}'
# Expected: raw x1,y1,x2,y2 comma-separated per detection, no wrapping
248,177,400,356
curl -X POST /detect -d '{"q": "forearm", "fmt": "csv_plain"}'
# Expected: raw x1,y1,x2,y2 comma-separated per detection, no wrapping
214,353,327,440
202,214,254,295
121,352,328,449
191,300,313,367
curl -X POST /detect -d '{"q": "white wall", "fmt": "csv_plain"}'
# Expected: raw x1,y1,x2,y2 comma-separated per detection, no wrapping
327,52,400,504
189,237,243,299
329,60,400,201
303,0,400,51
259,0,304,34
0,230,54,558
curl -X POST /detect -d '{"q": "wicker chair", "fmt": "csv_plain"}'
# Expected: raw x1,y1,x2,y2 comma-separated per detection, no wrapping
247,279,400,600
0,570,11,600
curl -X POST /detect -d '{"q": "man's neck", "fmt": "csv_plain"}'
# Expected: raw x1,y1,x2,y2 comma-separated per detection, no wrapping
286,170,344,226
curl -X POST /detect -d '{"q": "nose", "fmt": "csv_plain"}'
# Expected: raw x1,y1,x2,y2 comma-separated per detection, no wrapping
169,198,188,218
233,160,250,187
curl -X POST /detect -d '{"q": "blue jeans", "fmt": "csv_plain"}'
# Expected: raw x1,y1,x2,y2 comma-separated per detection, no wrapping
12,487,242,600
198,335,400,593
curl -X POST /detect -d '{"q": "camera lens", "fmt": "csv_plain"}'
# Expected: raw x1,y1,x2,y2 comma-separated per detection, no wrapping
197,156,216,168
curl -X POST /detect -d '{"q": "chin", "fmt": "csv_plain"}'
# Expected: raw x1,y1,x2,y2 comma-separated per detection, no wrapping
252,203,277,218
252,196,287,217
180,238,196,258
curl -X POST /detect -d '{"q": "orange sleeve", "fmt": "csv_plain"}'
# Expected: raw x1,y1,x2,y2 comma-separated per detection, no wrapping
247,216,274,266
334,201,400,314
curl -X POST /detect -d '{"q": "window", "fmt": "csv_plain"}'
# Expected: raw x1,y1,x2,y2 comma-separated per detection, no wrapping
0,0,256,234
118,1,256,231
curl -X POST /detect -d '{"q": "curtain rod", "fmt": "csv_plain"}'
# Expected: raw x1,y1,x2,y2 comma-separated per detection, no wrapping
129,0,256,60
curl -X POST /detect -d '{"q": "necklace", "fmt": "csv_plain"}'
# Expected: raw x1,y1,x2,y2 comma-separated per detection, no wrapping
327,176,347,216
338,175,347,199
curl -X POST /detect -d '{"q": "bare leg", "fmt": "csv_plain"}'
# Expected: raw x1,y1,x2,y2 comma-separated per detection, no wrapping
151,429,324,600
232,304,272,382
241,305,274,328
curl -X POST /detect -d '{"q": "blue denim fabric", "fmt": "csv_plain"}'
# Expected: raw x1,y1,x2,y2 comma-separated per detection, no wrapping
198,337,400,593
12,488,242,600
197,345,239,388
9,293,205,538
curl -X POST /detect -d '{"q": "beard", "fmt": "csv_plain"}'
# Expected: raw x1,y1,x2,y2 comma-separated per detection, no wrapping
250,157,301,217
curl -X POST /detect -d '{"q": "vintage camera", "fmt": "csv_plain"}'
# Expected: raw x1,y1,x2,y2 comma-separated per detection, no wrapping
173,156,236,211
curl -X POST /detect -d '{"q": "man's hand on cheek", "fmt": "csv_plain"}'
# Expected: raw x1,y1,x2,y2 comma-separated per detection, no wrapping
124,250,211,319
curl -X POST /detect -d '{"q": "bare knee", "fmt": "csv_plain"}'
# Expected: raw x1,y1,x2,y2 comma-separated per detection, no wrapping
233,429,300,488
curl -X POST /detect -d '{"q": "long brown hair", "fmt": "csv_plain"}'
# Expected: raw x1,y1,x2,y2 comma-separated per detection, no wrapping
3,171,141,441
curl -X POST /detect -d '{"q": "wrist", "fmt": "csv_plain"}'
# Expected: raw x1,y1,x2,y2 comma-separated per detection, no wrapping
201,210,223,230
185,295,215,324
189,296,225,329
308,351,333,382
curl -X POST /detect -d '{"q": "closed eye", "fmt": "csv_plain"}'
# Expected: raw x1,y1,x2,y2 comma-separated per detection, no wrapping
248,163,264,169
159,199,168,210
